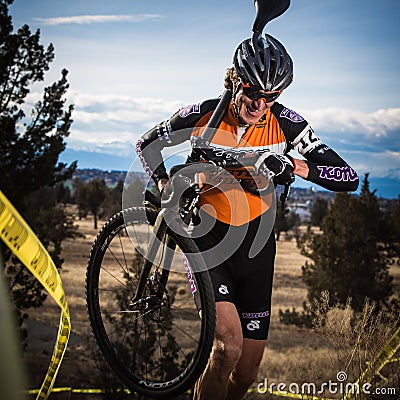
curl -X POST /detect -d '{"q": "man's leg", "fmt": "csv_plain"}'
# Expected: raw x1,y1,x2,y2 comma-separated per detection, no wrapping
192,302,243,400
225,338,266,400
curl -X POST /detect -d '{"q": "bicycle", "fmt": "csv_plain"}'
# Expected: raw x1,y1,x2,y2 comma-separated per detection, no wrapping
85,1,292,398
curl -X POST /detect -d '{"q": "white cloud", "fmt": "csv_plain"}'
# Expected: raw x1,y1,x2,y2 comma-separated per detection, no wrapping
69,129,134,145
34,14,163,26
24,90,400,148
24,88,400,182
70,92,183,129
67,129,137,157
303,107,400,138
66,93,184,156
349,150,400,179
68,94,400,158
71,94,400,139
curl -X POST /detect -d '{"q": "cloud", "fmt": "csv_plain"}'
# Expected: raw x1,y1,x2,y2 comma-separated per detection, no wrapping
25,90,400,148
294,107,400,181
296,107,400,163
303,107,400,139
67,129,136,156
34,14,163,26
68,93,400,155
25,88,400,182
348,149,400,180
69,92,183,128
65,92,184,157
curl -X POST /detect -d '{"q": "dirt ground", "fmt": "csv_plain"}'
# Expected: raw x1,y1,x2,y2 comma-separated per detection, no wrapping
20,209,400,399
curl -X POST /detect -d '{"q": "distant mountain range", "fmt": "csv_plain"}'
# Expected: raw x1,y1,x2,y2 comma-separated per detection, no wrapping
69,167,339,215
70,168,399,216
61,149,399,200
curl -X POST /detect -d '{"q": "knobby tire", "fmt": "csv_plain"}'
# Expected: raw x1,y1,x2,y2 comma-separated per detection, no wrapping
86,207,215,398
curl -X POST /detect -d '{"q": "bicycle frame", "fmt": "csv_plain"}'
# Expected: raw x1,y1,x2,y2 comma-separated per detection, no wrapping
130,209,172,306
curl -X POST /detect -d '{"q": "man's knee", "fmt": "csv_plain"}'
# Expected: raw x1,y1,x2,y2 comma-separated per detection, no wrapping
211,337,242,370
211,302,244,371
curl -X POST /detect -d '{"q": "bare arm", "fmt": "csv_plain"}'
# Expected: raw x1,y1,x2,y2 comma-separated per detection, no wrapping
292,158,308,179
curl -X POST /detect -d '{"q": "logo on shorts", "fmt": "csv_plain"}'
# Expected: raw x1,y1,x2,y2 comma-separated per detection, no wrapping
246,320,261,331
218,285,229,295
241,311,270,319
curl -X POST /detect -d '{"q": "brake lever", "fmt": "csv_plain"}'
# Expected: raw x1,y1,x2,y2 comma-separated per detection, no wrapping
279,182,291,210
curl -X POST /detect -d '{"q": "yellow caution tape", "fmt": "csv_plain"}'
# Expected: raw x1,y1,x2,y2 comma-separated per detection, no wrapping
26,386,335,399
26,388,130,394
247,387,334,400
344,326,400,400
0,191,71,400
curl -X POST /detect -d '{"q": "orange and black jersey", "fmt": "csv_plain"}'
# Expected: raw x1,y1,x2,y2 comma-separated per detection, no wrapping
136,97,359,224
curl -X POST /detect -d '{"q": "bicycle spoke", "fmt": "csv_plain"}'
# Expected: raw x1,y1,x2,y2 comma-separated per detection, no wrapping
107,244,126,269
116,230,129,275
100,263,128,288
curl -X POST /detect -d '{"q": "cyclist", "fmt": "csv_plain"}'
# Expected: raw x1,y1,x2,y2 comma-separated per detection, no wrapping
136,33,359,400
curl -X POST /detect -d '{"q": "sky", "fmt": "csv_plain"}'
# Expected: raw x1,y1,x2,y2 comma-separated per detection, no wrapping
9,0,400,198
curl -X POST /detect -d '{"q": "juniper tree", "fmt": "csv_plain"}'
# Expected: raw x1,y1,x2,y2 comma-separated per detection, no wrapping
309,196,328,227
300,174,393,312
85,178,107,229
0,0,77,342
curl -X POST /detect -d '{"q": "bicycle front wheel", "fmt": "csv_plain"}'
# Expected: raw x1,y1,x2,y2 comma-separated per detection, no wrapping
86,207,215,398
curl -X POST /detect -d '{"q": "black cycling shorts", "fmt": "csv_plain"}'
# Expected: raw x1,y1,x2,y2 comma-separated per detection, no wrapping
192,210,276,340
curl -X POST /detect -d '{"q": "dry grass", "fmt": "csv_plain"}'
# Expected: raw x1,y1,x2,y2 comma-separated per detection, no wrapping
22,207,400,399
259,291,400,399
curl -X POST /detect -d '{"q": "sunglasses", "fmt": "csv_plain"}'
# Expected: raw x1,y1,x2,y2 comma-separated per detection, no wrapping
242,83,282,102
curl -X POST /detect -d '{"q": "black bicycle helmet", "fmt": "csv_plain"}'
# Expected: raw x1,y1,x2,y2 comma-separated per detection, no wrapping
233,33,293,92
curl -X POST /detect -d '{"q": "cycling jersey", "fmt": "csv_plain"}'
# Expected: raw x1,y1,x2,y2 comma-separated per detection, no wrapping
136,97,359,225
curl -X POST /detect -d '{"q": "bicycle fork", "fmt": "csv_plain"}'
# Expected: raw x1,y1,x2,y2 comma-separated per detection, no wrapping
130,209,173,307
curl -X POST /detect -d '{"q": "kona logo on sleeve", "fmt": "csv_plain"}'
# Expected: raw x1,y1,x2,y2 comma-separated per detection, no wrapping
317,166,358,182
280,107,305,123
179,103,201,118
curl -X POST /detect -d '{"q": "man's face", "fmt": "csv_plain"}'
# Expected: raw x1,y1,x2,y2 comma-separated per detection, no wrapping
234,84,280,125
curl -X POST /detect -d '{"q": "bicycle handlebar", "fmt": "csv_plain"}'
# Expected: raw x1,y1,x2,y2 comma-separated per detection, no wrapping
155,156,275,209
